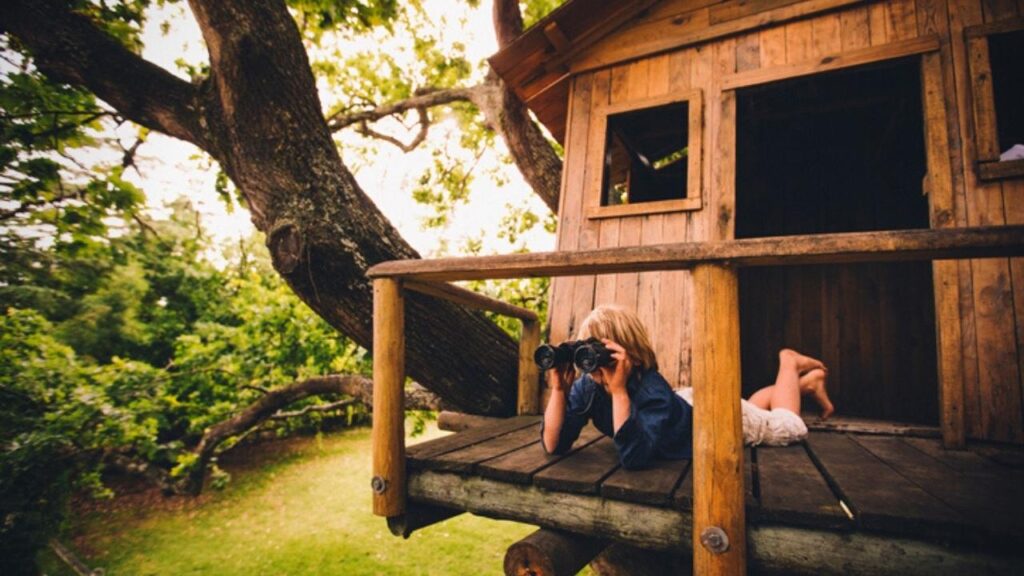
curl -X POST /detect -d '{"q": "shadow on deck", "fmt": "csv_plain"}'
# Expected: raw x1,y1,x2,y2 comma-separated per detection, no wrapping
400,416,1024,574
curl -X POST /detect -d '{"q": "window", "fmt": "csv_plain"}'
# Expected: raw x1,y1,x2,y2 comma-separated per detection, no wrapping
588,91,703,218
966,19,1024,180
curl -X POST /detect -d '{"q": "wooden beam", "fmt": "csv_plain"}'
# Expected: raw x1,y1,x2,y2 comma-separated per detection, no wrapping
586,197,703,219
437,410,504,432
386,502,463,538
921,52,965,450
404,279,537,321
542,22,572,55
963,17,1024,38
410,470,692,550
372,278,406,517
517,319,542,415
978,159,1024,181
367,226,1024,282
504,529,607,576
691,264,746,575
565,0,866,75
721,35,941,91
407,471,1023,574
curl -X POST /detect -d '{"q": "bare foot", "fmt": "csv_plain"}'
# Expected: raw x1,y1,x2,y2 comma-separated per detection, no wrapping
780,348,827,375
809,369,835,419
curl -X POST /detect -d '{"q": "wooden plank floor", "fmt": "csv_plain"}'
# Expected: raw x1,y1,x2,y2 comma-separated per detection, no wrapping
405,417,1024,550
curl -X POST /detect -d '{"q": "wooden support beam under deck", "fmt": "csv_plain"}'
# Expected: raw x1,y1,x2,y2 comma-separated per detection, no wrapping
504,528,607,576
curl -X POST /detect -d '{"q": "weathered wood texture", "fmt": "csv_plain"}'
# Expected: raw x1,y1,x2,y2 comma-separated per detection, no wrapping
372,279,405,517
518,319,541,415
691,265,746,575
402,418,1024,571
369,227,1024,281
504,529,607,576
511,0,1024,445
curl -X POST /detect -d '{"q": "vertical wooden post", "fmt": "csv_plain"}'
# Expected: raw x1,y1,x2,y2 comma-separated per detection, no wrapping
921,52,966,449
372,278,406,517
692,264,746,576
518,318,542,415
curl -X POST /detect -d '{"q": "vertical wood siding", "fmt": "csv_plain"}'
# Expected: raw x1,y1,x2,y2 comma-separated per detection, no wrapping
546,0,1023,442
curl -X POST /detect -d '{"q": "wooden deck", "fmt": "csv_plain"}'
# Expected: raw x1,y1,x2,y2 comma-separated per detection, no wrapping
402,416,1024,571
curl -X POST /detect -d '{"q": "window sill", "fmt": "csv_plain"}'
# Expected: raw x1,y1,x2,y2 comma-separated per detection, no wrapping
978,158,1024,181
585,197,703,219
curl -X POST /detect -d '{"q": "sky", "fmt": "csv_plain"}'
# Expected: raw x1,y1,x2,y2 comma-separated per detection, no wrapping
128,1,556,261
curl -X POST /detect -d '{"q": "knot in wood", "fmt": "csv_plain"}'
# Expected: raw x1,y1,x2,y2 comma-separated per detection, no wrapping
371,475,388,494
700,526,730,554
267,220,303,274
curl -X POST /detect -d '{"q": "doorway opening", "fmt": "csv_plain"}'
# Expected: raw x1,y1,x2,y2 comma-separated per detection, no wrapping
734,57,938,424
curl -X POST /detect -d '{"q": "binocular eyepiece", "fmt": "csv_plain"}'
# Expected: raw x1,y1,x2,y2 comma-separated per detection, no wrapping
533,338,615,374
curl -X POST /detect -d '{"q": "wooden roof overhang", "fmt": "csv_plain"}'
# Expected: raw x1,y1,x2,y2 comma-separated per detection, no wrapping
487,0,661,144
489,0,877,144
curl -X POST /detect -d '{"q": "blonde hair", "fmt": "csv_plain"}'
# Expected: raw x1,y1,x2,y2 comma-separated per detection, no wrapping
575,305,658,372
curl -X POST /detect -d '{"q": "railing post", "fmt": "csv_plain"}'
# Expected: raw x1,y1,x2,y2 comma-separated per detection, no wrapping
372,278,406,517
692,264,747,576
517,318,541,415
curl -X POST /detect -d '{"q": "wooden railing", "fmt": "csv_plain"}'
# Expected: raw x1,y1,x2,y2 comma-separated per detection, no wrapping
367,225,1024,576
369,278,540,519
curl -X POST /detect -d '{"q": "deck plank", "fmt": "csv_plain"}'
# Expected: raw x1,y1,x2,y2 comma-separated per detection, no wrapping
756,443,850,529
534,437,621,494
672,448,755,510
902,437,1024,482
477,425,604,484
601,458,691,507
805,432,965,538
407,416,539,461
416,423,543,473
851,436,1024,544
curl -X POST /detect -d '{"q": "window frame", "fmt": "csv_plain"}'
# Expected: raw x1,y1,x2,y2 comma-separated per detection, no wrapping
965,18,1024,181
585,89,704,219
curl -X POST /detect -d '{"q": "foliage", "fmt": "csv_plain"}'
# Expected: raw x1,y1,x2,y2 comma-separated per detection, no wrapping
2,0,567,570
0,204,370,568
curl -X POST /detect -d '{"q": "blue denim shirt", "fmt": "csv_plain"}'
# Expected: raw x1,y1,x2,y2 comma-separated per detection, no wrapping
541,368,693,469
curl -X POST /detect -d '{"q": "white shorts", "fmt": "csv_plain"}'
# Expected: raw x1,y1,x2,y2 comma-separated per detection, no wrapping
676,387,808,447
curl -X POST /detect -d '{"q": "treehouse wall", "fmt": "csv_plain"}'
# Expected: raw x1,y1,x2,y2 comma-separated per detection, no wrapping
546,0,1024,442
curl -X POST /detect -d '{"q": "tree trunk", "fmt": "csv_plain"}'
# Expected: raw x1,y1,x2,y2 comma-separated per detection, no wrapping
3,0,518,415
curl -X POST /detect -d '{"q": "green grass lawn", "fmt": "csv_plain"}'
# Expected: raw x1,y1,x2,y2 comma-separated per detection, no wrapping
49,422,541,575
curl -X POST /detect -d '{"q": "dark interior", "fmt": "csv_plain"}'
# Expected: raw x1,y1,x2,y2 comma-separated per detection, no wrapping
734,57,939,424
988,29,1024,156
602,102,689,205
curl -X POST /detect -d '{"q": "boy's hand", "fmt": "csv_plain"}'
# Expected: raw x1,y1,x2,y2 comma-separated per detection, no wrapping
599,339,632,396
547,363,576,393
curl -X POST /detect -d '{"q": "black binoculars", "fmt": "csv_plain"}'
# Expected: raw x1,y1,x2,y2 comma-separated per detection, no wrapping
533,338,615,374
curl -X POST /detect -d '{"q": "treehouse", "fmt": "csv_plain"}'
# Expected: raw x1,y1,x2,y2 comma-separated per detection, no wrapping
366,0,1024,573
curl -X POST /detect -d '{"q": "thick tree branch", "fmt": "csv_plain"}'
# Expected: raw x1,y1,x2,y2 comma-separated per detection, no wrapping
486,0,563,214
3,0,207,147
9,0,523,417
183,374,442,494
327,87,476,131
493,0,526,46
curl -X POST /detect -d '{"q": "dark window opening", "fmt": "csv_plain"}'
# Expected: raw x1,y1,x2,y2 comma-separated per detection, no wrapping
989,29,1024,160
602,102,689,206
734,58,938,425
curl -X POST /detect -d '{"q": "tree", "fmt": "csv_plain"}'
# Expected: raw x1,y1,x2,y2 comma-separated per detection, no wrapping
3,0,563,417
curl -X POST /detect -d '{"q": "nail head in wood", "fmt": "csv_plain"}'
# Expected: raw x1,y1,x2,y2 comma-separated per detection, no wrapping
700,526,730,554
371,475,388,494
